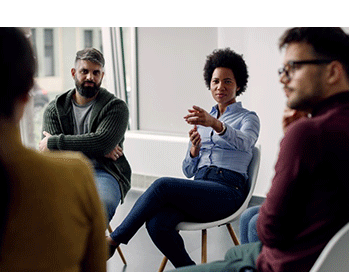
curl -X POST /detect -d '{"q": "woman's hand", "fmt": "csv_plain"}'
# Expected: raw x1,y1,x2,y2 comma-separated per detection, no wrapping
184,105,223,133
189,125,201,158
184,105,215,127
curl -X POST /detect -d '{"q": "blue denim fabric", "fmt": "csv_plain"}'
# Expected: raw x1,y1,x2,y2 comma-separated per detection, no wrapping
110,168,246,268
239,206,260,244
94,168,121,224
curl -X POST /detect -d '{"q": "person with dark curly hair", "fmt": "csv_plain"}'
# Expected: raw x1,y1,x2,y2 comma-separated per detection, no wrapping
107,48,260,268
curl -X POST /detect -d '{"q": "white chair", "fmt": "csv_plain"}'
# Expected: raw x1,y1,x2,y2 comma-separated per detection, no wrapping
158,145,261,272
309,222,349,272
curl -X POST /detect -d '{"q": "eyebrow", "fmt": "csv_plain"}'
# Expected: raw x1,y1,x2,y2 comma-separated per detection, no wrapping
212,77,233,80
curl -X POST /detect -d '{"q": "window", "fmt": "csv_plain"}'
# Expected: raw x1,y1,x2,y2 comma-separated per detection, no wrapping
44,29,54,76
21,27,134,149
31,28,38,77
84,30,93,48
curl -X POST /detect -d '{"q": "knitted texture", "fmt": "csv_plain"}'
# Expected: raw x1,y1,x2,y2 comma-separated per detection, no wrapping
42,88,131,202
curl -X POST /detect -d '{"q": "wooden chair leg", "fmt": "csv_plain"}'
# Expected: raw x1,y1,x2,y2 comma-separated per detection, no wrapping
108,224,127,265
116,246,127,265
226,223,240,245
158,256,168,272
201,229,207,263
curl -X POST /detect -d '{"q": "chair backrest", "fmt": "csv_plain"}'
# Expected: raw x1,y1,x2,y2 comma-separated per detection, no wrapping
245,145,261,202
176,144,261,231
309,222,349,272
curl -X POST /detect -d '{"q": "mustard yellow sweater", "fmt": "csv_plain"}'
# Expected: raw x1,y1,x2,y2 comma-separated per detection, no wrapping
0,123,106,271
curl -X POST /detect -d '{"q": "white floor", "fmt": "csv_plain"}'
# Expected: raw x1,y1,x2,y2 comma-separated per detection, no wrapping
106,188,264,272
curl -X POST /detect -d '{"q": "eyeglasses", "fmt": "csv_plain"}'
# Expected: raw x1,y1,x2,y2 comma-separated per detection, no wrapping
278,59,334,80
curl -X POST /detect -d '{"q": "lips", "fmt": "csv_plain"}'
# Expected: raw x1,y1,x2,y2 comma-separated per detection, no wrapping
84,81,95,87
284,87,292,98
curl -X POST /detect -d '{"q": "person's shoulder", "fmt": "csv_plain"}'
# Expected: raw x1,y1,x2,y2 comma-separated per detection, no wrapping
44,89,73,112
41,150,92,168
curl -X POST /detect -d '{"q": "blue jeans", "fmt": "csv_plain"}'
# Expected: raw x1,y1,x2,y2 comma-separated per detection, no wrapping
110,166,247,268
94,168,121,224
239,206,260,244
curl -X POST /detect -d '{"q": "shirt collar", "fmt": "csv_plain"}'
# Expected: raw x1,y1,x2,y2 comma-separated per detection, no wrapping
210,101,242,115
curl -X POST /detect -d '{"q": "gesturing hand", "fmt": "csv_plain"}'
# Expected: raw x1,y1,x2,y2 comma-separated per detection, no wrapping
105,145,123,161
184,105,215,127
189,125,201,147
189,125,201,158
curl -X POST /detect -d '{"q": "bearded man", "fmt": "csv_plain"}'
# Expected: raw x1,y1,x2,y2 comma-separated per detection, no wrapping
40,48,131,225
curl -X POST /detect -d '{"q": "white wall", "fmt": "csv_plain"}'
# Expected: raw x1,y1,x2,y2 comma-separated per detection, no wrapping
137,27,218,134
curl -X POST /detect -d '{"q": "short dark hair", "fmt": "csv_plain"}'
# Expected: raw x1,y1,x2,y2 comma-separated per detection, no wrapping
203,48,248,96
75,48,105,67
0,27,36,117
279,27,349,78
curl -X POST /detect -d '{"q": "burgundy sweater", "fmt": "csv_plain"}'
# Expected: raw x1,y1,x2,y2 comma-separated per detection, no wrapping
257,92,349,272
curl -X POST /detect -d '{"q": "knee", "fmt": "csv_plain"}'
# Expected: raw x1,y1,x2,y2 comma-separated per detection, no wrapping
102,197,119,220
149,177,174,196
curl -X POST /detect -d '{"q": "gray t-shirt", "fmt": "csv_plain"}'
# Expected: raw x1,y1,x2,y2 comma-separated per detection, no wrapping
72,99,95,135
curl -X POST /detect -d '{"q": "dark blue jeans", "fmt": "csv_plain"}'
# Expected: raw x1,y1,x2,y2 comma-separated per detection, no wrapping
110,166,247,268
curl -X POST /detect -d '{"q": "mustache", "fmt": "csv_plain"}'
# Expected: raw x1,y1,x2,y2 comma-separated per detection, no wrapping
83,81,96,86
283,86,293,92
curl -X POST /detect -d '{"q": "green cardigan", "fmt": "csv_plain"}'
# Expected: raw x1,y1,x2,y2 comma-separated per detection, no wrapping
42,88,131,202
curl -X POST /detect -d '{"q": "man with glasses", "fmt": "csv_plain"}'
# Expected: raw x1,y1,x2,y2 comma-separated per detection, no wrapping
173,27,349,272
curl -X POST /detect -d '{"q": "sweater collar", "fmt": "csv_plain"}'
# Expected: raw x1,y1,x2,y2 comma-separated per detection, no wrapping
312,91,349,117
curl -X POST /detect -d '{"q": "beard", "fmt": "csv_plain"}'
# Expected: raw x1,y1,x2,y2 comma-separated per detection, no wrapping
75,79,101,98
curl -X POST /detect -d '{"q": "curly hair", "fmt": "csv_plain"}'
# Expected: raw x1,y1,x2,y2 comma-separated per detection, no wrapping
203,48,248,96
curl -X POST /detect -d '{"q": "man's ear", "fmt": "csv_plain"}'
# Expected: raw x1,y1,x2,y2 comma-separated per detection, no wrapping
327,61,343,85
71,68,76,78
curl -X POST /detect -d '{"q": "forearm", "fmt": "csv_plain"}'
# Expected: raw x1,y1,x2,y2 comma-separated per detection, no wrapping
182,145,200,178
47,122,127,157
47,100,129,156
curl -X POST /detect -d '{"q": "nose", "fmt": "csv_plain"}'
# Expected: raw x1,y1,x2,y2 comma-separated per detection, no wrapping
86,72,94,81
279,71,290,85
217,81,224,90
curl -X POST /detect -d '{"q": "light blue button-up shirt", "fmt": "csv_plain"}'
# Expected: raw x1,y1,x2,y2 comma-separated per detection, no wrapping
182,102,260,179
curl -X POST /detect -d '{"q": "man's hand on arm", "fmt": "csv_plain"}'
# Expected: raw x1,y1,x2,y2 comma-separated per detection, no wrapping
39,131,52,152
104,145,123,161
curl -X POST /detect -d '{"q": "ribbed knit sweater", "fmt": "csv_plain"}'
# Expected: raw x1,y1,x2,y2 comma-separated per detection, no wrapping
42,88,131,202
257,92,349,272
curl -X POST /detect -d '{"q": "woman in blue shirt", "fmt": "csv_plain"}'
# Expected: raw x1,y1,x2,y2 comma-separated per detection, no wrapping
107,48,260,268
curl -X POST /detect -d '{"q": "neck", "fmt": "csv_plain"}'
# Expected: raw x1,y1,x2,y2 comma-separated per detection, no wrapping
73,90,98,105
217,100,236,117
